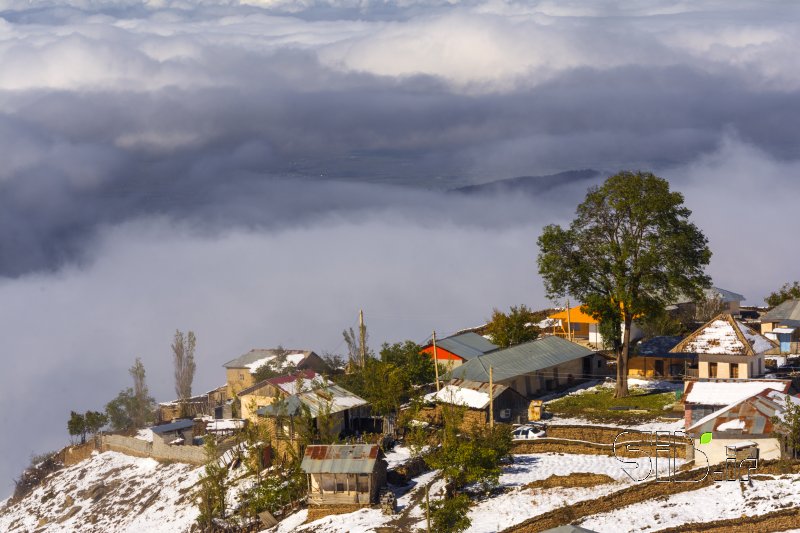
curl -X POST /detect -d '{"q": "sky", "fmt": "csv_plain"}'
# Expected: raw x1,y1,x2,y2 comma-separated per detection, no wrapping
2,0,800,496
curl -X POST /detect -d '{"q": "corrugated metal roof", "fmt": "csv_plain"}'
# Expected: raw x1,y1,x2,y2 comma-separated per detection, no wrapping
300,444,382,474
451,335,594,383
151,419,195,434
222,348,313,369
255,383,366,418
635,336,683,355
686,389,797,435
436,332,498,361
761,299,800,323
668,287,745,307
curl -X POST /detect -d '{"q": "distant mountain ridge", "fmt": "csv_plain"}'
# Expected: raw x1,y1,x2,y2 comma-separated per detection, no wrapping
451,169,601,195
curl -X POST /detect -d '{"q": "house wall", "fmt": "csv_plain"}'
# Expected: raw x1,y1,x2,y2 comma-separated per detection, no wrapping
628,357,689,378
499,356,586,398
227,368,256,396
421,346,464,367
761,322,776,335
693,436,781,466
240,384,283,422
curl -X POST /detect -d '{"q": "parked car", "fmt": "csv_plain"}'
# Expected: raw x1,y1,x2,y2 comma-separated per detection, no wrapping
512,423,546,440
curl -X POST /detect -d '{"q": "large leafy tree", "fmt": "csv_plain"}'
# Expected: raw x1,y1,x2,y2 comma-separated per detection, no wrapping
380,340,435,386
537,171,711,397
172,330,197,410
484,305,542,348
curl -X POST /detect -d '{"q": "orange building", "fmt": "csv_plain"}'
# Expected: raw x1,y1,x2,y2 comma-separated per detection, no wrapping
421,332,498,368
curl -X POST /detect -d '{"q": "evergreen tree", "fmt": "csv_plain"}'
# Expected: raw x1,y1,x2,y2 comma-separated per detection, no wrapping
67,411,86,444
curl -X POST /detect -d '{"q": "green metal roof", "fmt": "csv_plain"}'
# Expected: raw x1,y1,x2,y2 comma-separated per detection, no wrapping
436,332,498,360
451,335,594,383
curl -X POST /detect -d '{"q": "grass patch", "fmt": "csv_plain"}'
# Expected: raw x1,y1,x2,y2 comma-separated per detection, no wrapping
524,473,615,490
546,386,676,422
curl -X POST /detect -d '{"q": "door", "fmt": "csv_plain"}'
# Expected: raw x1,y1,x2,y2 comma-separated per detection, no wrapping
654,360,664,377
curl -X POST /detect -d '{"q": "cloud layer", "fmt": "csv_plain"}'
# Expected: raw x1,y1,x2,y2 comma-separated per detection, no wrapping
2,0,800,496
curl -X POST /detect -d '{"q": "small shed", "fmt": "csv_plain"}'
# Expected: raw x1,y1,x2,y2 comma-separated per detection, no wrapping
151,419,195,446
301,444,387,506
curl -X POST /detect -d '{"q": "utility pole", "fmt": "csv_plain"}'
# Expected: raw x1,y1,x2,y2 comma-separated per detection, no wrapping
489,366,494,428
566,298,573,341
432,331,441,392
359,309,367,368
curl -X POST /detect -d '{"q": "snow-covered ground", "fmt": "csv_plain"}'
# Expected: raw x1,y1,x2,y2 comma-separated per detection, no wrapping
0,451,202,533
579,473,800,532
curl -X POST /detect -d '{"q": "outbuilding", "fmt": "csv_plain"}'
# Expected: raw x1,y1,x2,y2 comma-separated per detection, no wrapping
301,444,387,506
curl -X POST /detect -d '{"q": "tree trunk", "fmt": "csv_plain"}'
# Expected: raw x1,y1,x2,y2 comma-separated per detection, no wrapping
615,315,632,398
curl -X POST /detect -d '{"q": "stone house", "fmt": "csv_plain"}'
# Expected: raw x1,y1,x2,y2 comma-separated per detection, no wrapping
223,348,329,396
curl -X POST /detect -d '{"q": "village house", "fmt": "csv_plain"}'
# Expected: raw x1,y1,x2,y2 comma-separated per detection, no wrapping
545,305,644,349
627,336,693,378
238,370,324,421
670,313,779,379
667,287,746,317
421,332,498,368
451,335,607,398
423,378,530,426
760,299,800,354
301,444,387,507
223,348,329,396
158,385,230,422
686,388,800,465
256,383,368,462
682,379,792,426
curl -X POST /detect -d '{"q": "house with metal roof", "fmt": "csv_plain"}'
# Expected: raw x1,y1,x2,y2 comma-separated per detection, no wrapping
685,388,800,465
667,286,746,316
423,378,529,425
627,336,694,379
760,299,800,353
681,378,791,426
256,383,369,462
671,313,778,379
237,370,323,421
301,444,387,506
450,335,604,398
222,348,329,395
421,332,498,368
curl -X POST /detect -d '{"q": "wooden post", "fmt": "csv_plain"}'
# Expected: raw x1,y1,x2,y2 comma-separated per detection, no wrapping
432,331,441,392
566,299,573,341
425,485,431,533
359,309,367,368
489,366,494,428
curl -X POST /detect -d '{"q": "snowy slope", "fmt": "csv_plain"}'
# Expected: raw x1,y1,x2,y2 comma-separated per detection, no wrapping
0,451,202,533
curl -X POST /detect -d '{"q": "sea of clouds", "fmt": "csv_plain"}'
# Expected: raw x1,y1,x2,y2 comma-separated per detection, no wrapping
1,0,800,495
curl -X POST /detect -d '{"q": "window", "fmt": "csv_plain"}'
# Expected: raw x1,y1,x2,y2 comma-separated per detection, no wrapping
709,362,718,378
731,364,739,378
239,372,244,381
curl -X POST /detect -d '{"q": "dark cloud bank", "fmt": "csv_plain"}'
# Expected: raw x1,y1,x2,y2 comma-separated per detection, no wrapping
2,0,800,496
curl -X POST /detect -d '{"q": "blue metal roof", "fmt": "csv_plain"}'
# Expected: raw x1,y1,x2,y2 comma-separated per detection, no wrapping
151,419,194,434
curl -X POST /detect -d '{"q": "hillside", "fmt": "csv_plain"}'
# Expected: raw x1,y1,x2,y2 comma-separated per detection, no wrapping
450,169,601,196
0,451,202,533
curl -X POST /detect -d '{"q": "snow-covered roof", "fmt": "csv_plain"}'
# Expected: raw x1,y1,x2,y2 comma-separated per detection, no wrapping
686,386,797,434
716,418,745,431
684,379,790,405
222,348,316,370
206,419,245,432
425,385,492,409
671,313,777,355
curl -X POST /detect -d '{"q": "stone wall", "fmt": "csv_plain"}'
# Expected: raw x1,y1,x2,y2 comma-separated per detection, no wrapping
63,441,98,466
306,504,368,522
101,434,207,465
